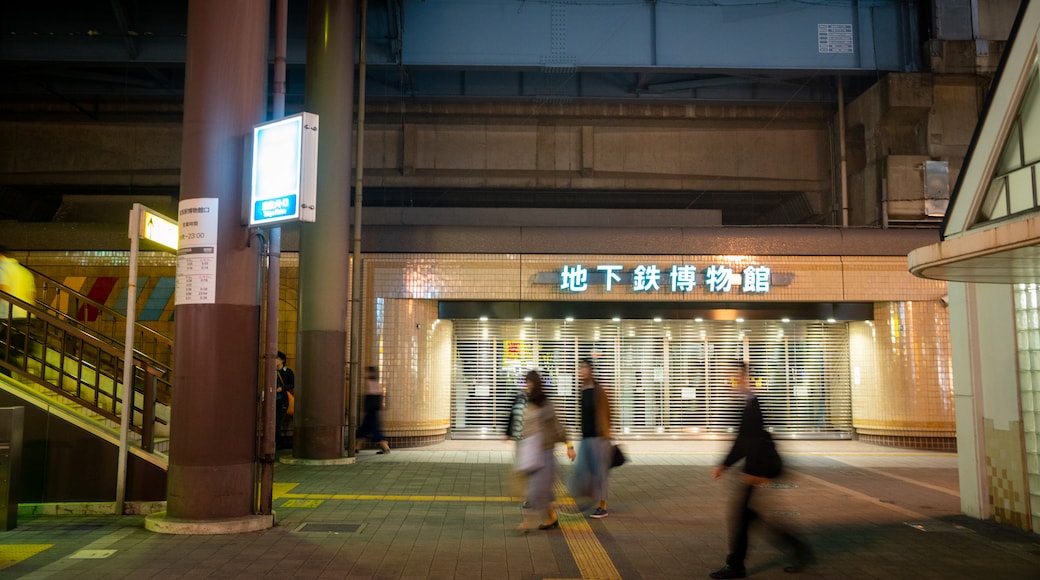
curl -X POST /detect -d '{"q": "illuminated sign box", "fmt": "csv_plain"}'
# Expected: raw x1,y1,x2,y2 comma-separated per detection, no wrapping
138,206,178,251
248,112,318,226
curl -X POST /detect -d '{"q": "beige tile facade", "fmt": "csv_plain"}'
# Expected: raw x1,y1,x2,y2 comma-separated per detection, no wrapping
849,301,956,447
360,253,949,443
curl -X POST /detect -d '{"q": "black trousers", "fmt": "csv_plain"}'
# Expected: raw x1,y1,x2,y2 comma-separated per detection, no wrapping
726,481,811,568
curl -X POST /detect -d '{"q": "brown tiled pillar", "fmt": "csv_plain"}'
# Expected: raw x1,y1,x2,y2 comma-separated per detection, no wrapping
295,0,355,459
166,0,268,520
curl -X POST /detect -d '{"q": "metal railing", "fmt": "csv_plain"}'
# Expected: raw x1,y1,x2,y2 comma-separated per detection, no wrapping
32,270,174,369
0,290,170,453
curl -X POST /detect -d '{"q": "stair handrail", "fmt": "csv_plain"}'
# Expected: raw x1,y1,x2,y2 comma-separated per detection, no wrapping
0,291,171,447
2,287,172,378
29,266,174,349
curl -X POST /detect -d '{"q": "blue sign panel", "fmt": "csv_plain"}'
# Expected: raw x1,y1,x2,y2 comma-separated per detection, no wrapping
253,194,298,222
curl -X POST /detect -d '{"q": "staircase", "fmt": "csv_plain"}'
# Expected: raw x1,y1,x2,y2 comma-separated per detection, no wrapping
0,270,172,467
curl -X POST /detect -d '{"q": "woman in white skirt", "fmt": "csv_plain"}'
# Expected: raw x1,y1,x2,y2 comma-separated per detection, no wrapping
517,370,570,532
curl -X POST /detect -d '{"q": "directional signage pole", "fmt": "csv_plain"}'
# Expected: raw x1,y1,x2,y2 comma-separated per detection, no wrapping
116,204,177,515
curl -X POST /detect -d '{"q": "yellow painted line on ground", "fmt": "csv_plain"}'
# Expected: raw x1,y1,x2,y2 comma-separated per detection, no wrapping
552,479,622,580
280,499,325,508
0,544,53,571
272,482,298,500
278,492,522,503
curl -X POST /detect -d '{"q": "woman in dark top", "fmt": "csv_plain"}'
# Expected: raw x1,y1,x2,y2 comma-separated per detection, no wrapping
275,351,294,450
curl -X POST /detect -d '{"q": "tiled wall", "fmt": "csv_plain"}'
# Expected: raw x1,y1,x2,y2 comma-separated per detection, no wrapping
849,302,956,448
362,253,950,446
365,254,946,302
369,298,451,443
985,418,1030,530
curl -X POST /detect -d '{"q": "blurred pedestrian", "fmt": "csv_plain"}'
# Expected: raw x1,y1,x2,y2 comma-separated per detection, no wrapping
356,365,390,454
516,369,569,532
567,357,612,518
709,362,813,579
0,245,36,374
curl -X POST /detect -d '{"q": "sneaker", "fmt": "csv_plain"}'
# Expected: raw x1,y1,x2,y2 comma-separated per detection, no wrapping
589,507,608,519
709,564,747,579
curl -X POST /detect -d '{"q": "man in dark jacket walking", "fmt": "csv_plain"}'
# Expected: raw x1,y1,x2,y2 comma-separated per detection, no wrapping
709,362,813,579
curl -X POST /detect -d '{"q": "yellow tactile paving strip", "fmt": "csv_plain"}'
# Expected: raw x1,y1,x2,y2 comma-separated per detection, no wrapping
552,478,622,580
275,478,621,580
0,544,53,571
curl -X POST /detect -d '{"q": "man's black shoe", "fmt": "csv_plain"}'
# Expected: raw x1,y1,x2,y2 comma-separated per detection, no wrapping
709,564,747,579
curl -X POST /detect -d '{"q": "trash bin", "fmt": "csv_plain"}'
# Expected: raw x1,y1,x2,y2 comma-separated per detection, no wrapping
0,406,24,531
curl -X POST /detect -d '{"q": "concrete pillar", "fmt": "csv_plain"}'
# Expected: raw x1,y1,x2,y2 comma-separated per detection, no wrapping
157,0,269,526
295,0,355,459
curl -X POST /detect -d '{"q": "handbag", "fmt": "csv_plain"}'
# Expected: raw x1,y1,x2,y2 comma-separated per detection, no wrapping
610,444,626,468
515,431,544,473
286,391,295,416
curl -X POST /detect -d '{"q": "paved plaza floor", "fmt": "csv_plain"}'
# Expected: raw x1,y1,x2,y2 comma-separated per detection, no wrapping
2,440,1039,579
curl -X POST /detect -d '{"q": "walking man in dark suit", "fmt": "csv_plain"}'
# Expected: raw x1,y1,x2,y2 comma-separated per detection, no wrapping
709,362,813,579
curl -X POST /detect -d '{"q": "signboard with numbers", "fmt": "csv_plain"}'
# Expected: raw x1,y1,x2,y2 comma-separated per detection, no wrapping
175,197,219,305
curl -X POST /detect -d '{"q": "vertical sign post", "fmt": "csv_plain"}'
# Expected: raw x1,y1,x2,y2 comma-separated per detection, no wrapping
116,204,177,515
247,111,317,481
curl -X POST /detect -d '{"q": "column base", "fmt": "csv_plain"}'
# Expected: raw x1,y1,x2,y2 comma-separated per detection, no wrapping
279,455,356,465
145,512,273,535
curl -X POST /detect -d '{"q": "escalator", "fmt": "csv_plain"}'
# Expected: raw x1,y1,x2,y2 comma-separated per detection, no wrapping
0,269,170,506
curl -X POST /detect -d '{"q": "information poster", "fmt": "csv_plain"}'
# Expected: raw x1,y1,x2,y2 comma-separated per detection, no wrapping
175,197,219,305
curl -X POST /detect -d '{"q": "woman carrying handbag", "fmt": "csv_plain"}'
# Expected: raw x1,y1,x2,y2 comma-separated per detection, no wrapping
516,370,570,533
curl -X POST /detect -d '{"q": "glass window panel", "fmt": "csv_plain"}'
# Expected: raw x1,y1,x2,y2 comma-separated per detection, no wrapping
977,178,1009,222
1008,166,1036,214
1020,64,1040,165
1013,285,1040,528
996,121,1023,174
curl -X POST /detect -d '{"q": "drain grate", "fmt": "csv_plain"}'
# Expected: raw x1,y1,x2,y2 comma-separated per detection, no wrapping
294,523,365,534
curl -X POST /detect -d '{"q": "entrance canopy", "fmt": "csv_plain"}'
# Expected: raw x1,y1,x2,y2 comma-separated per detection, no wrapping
909,213,1040,284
